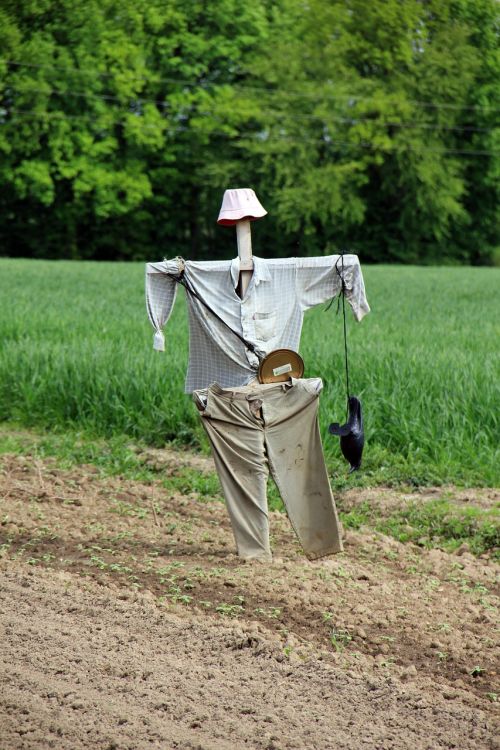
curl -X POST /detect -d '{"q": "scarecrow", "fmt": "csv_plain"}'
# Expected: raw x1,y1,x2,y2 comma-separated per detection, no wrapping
146,189,369,561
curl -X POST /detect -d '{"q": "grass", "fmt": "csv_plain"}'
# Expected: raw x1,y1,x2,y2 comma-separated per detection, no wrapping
341,498,499,559
0,257,499,486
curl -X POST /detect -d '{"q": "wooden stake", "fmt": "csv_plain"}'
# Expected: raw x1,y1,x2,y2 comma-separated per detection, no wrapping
236,220,253,297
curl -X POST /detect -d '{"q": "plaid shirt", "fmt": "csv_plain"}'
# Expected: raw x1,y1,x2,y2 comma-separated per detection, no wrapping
146,255,370,393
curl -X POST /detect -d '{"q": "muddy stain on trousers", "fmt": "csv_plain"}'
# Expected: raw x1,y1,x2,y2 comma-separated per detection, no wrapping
193,378,343,561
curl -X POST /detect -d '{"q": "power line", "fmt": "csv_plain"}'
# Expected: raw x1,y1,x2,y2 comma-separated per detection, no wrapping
1,83,496,133
234,132,499,157
3,85,170,110
1,57,499,113
278,111,493,133
3,108,498,157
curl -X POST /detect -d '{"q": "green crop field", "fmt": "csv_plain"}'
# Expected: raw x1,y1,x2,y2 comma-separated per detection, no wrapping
0,258,498,487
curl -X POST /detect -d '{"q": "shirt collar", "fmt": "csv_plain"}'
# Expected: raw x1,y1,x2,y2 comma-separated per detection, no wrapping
230,256,271,288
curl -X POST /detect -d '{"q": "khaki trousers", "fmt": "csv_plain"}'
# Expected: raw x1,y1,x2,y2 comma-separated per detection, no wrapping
193,378,343,561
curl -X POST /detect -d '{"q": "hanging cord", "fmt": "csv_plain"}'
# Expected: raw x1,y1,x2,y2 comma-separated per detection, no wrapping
326,253,365,473
167,265,262,360
327,253,351,419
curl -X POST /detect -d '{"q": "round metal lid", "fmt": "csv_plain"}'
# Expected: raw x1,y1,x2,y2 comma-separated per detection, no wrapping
258,349,304,384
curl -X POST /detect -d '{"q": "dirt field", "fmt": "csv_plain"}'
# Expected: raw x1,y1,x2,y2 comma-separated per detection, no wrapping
0,449,498,750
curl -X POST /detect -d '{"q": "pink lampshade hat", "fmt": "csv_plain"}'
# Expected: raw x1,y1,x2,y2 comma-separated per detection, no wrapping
217,188,267,226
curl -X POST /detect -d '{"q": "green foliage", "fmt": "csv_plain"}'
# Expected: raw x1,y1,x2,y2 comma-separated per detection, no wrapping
0,258,499,487
247,0,499,262
0,0,498,263
341,498,499,559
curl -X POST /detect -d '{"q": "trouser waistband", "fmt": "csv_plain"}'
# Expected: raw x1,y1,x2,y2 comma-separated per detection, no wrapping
207,380,292,401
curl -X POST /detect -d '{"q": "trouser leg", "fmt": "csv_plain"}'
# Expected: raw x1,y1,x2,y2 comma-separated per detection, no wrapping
262,379,343,559
193,387,272,561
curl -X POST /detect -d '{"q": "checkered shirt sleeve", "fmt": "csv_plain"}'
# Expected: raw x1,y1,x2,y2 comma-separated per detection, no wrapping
296,255,370,321
145,259,182,351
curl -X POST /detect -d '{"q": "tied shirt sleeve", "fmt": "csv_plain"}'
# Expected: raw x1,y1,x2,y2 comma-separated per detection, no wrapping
145,258,182,351
296,254,370,321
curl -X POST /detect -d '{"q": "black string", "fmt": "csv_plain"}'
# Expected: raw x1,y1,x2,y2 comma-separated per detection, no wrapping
334,254,351,418
167,266,262,359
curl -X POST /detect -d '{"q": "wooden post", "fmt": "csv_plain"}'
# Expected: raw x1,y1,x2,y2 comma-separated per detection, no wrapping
236,220,253,298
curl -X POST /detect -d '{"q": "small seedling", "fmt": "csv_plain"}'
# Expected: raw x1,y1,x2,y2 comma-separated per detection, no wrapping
332,566,350,579
109,562,133,574
89,555,108,570
216,603,244,618
209,567,225,578
425,577,441,591
470,666,484,677
254,606,281,619
171,593,192,605
436,622,452,633
330,628,352,652
0,541,12,557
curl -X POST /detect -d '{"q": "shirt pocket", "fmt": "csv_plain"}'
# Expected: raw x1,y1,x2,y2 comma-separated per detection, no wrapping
254,311,277,342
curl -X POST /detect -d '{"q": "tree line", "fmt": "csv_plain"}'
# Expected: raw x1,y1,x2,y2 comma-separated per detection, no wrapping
0,0,498,264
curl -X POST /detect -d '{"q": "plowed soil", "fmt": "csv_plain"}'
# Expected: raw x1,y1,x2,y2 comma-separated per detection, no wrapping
0,449,498,750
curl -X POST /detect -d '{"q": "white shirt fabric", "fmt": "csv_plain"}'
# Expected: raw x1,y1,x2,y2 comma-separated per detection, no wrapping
145,255,370,393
